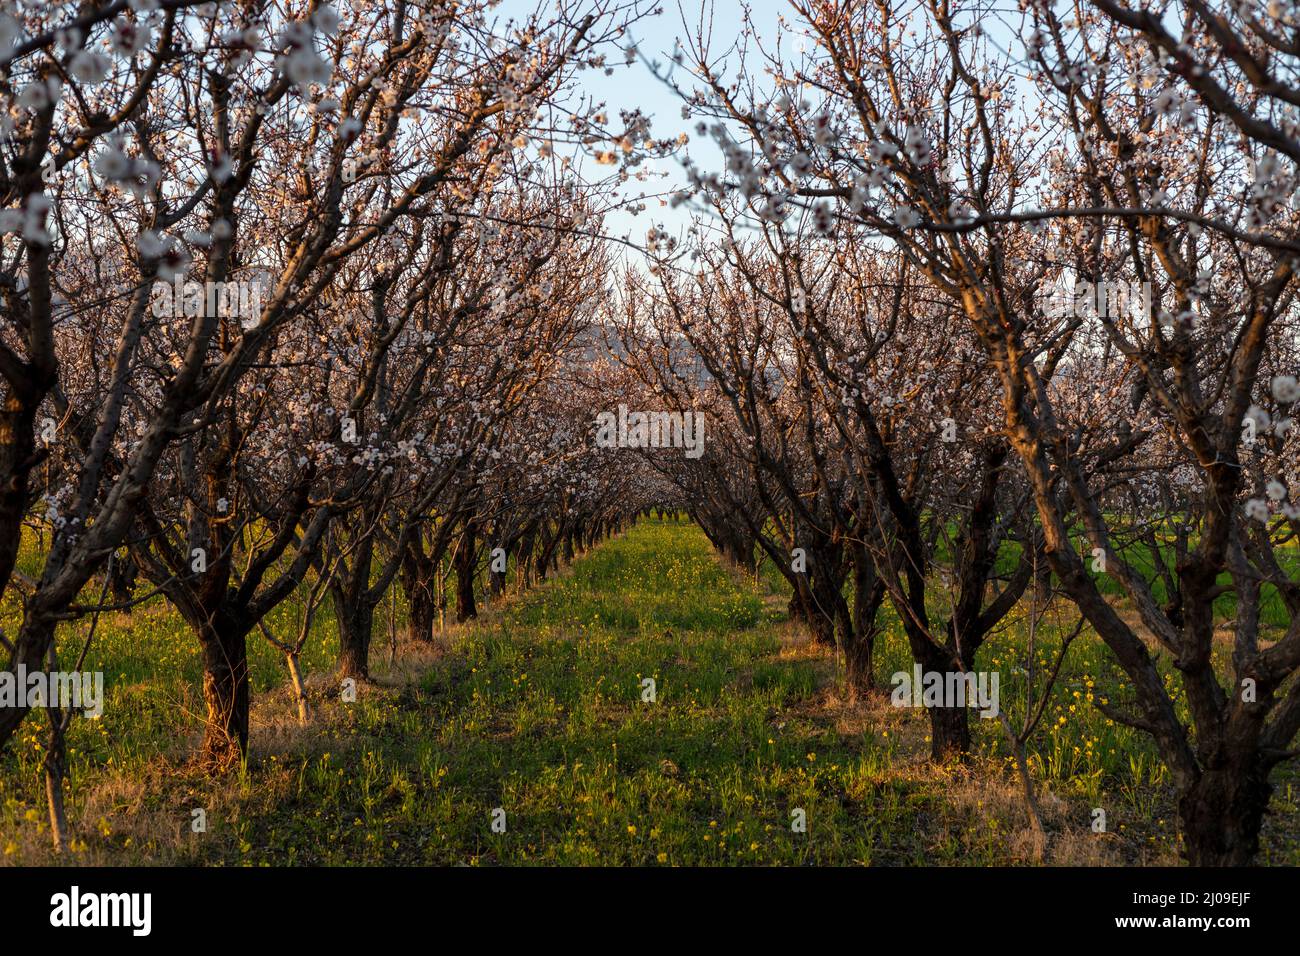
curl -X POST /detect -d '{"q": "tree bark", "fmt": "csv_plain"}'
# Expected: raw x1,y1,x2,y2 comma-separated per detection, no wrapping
844,543,884,696
334,591,375,681
454,524,478,622
404,567,438,642
285,651,310,724
806,554,843,649
917,642,973,761
842,626,874,698
1178,760,1273,865
489,539,508,597
516,526,537,590
108,551,138,606
928,701,971,761
198,614,250,768
0,386,44,604
44,706,69,853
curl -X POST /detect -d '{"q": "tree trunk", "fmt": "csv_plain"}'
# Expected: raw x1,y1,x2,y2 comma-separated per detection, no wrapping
0,614,53,751
516,528,537,590
717,527,755,570
927,699,972,762
198,615,250,768
806,559,843,649
44,705,69,853
108,551,138,606
1178,761,1272,865
407,577,437,642
787,588,809,623
532,527,549,582
454,525,478,622
806,606,836,646
916,642,972,761
842,625,875,698
845,547,884,696
0,388,40,606
547,528,562,574
285,651,310,724
335,591,375,680
402,551,438,643
489,541,508,597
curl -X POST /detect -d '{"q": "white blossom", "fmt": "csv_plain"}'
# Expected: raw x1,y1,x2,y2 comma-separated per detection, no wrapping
1244,498,1270,523
1271,374,1299,403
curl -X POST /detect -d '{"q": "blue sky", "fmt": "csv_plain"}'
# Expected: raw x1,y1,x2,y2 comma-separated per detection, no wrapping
492,0,764,256
489,0,1033,262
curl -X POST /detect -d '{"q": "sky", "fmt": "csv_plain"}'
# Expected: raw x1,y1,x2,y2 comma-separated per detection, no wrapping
488,0,1034,264
491,0,767,260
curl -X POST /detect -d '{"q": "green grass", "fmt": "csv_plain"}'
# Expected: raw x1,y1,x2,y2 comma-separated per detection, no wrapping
1,517,1297,865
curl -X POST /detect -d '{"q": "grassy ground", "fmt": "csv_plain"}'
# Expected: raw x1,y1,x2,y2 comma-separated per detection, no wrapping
1,517,1297,865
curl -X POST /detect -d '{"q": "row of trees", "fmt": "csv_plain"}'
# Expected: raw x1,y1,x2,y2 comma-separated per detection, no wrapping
607,0,1300,866
5,0,1300,868
0,0,676,854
